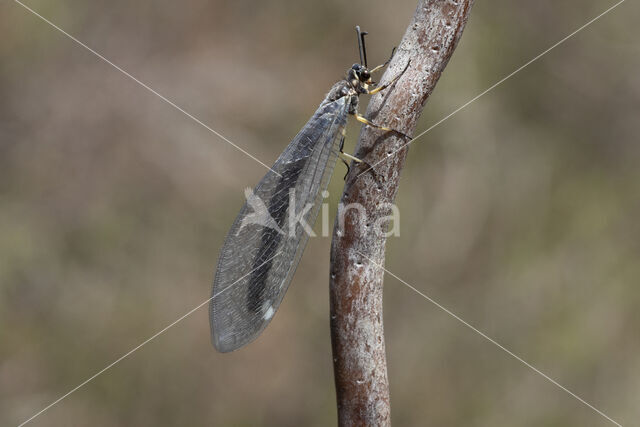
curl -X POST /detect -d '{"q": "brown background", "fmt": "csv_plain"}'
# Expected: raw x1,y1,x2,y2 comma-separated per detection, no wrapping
1,0,638,425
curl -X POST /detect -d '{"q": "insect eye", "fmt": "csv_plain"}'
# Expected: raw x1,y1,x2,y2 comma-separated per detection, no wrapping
351,64,361,70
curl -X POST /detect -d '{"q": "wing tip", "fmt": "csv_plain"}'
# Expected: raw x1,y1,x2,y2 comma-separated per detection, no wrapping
211,332,250,353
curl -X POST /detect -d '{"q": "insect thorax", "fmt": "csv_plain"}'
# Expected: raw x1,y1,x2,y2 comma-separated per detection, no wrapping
323,80,359,115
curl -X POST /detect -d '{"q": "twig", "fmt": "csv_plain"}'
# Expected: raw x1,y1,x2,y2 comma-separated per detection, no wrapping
329,1,475,425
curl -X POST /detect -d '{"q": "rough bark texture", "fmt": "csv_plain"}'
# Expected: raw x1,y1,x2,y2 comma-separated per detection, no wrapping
329,1,475,425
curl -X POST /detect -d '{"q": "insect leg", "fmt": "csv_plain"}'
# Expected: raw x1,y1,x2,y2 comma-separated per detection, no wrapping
367,73,400,95
339,157,350,179
341,152,364,163
355,114,393,132
336,130,386,180
338,133,346,153
369,47,396,74
367,58,411,95
355,112,412,141
336,135,351,178
336,135,366,179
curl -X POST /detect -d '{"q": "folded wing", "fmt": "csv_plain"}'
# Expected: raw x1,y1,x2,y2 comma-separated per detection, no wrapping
210,96,349,352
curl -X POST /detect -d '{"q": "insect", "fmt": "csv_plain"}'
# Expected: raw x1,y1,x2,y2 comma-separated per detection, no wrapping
210,26,408,352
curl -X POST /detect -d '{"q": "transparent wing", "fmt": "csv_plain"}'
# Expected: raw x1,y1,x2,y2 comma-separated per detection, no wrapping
210,96,349,352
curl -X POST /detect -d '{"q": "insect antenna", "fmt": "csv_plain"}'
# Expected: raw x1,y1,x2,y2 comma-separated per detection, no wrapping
355,26,368,67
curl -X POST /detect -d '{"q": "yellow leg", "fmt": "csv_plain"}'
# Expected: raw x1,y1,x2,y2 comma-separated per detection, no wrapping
367,58,411,95
340,152,363,163
337,135,363,164
369,47,396,73
336,137,364,179
369,63,386,74
367,72,402,95
355,113,392,132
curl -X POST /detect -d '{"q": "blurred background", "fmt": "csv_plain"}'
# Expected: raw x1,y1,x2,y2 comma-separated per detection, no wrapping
1,0,638,425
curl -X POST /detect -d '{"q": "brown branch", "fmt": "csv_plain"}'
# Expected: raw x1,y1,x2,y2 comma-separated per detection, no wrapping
329,1,475,425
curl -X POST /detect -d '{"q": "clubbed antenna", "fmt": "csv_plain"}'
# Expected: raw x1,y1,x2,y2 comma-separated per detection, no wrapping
355,26,368,67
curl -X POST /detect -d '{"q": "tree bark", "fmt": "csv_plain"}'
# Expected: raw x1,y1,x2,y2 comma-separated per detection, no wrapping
329,1,475,425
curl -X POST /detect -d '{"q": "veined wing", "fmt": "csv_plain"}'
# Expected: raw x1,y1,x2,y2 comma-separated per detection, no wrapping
210,96,349,352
